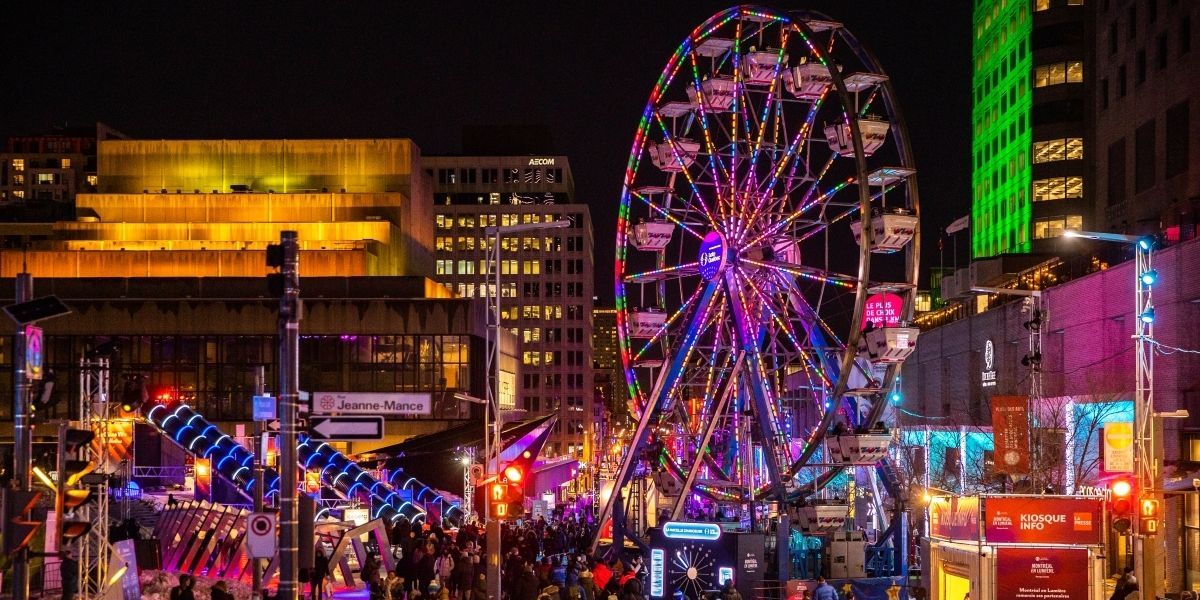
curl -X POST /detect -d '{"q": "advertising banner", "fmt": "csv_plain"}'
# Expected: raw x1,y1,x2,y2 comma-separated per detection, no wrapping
862,292,903,329
929,495,979,541
990,395,1029,474
984,496,1102,545
1103,421,1135,473
995,547,1090,600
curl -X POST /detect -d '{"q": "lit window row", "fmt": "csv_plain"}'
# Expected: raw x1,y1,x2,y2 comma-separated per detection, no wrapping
1036,0,1083,11
1034,61,1083,87
1033,215,1083,239
436,212,573,229
1033,138,1084,163
1033,176,1084,201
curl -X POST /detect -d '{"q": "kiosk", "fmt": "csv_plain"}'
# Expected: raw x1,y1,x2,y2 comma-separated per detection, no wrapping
925,494,1108,600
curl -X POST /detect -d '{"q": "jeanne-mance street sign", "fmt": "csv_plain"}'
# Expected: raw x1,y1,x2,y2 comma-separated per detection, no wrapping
310,392,431,416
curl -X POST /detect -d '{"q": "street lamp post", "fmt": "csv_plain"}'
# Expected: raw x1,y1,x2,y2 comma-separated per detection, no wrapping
482,220,571,475
1062,229,1159,597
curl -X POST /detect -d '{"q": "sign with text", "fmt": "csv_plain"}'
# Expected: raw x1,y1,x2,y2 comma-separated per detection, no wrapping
990,395,1030,474
114,539,142,600
311,392,430,416
1103,421,1135,473
929,495,979,541
995,547,1089,600
862,292,903,329
252,395,276,421
981,339,997,387
983,496,1102,545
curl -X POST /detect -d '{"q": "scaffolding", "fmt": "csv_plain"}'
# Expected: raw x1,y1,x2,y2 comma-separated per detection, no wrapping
77,357,113,599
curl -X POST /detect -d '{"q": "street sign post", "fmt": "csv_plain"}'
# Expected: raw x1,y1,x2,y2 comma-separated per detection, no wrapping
252,395,276,421
307,416,385,441
246,512,277,559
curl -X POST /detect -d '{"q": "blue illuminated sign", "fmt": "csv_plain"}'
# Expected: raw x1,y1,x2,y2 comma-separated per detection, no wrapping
663,521,722,541
697,231,726,280
650,548,665,597
718,567,734,586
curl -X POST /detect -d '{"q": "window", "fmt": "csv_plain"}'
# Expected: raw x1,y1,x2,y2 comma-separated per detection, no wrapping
435,237,454,252
1033,62,1082,87
1157,33,1169,69
1067,0,1082,4
460,168,476,184
502,168,519,184
1136,49,1147,84
1101,78,1109,110
1109,21,1119,54
1118,65,1128,97
1182,16,1192,55
456,260,475,275
456,215,476,228
1033,138,1084,163
436,259,453,275
1033,215,1084,239
522,260,540,275
435,214,451,229
11,174,24,186
10,159,24,172
60,158,71,169
1127,4,1137,40
1036,0,1049,10
11,190,24,199
437,169,456,184
1107,138,1127,206
1135,119,1156,192
1165,101,1190,178
1032,177,1084,201
86,174,97,187
35,173,57,185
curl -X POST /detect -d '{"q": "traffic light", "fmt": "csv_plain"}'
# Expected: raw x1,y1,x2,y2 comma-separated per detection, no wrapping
1141,497,1160,536
120,374,148,413
489,462,526,520
1110,478,1134,533
59,428,97,543
1,488,43,555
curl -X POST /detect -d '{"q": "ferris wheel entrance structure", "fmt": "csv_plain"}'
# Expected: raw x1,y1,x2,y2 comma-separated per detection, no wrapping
596,6,922,569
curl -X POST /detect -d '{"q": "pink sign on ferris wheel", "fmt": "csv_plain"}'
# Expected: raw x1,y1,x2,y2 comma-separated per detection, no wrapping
862,293,903,329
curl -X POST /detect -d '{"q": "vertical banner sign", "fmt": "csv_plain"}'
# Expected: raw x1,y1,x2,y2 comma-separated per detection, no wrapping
1103,421,1135,473
995,547,1090,600
649,548,665,598
990,395,1030,474
114,539,143,600
24,324,43,380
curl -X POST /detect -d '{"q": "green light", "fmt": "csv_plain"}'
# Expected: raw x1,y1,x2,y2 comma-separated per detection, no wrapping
971,0,1032,259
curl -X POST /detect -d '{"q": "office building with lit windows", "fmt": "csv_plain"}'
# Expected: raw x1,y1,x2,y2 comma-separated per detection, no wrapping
0,123,126,218
972,0,1088,258
424,154,594,459
1092,0,1198,241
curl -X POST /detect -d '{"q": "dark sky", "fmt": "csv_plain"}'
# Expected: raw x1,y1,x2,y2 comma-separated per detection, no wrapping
1,2,972,303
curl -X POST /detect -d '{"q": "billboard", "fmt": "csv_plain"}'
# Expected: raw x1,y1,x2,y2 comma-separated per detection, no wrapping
862,292,903,329
929,495,979,541
995,547,1090,600
990,395,1029,474
983,496,1102,545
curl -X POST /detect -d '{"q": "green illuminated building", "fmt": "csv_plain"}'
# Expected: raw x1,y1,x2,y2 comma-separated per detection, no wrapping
972,0,1088,258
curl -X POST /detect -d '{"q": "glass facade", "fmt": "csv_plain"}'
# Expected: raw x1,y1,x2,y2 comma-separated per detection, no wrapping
972,0,1033,257
1,334,475,422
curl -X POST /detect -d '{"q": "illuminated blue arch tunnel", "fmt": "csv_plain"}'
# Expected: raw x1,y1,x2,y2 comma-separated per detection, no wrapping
147,403,462,525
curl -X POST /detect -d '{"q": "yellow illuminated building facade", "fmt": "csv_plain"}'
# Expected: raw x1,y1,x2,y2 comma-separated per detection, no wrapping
0,139,434,278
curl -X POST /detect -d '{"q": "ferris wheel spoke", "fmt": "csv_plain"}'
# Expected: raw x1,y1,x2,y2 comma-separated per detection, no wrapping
630,190,707,241
624,261,700,284
685,51,732,190
650,115,721,229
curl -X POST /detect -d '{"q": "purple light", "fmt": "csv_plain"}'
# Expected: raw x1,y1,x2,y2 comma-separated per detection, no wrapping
698,231,726,280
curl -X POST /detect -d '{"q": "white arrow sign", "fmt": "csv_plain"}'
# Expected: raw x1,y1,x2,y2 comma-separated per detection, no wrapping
308,416,385,441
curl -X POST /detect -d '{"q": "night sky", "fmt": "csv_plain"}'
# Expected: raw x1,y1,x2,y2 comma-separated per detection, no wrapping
1,2,972,303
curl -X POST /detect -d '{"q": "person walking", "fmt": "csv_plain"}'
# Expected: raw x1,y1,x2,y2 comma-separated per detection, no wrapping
811,576,836,600
312,548,330,600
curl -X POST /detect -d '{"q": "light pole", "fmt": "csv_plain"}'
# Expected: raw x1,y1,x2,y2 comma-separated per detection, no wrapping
1062,229,1159,597
482,220,571,475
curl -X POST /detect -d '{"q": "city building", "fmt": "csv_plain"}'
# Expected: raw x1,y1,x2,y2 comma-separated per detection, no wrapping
971,0,1089,258
1091,0,1199,241
592,307,629,418
902,235,1200,591
424,154,594,459
0,122,126,219
0,138,433,277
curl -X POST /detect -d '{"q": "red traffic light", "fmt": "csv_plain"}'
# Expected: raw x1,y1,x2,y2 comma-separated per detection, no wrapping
503,465,523,483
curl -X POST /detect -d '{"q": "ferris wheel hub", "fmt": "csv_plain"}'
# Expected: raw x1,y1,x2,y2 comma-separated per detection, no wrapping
697,231,729,281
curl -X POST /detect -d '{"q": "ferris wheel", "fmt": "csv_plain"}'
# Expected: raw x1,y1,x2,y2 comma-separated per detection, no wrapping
600,6,921,545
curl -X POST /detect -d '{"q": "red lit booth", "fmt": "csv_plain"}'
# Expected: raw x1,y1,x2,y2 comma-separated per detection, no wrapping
924,494,1107,600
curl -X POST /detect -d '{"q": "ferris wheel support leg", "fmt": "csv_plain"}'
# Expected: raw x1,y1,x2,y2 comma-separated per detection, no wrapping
725,276,789,504
590,281,721,553
666,355,744,522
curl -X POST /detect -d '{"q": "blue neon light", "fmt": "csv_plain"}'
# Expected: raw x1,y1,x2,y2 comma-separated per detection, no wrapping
650,549,665,598
663,521,722,540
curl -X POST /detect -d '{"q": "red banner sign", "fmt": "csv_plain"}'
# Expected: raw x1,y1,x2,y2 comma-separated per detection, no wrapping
929,495,979,541
984,496,1102,545
990,395,1030,474
995,547,1090,600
